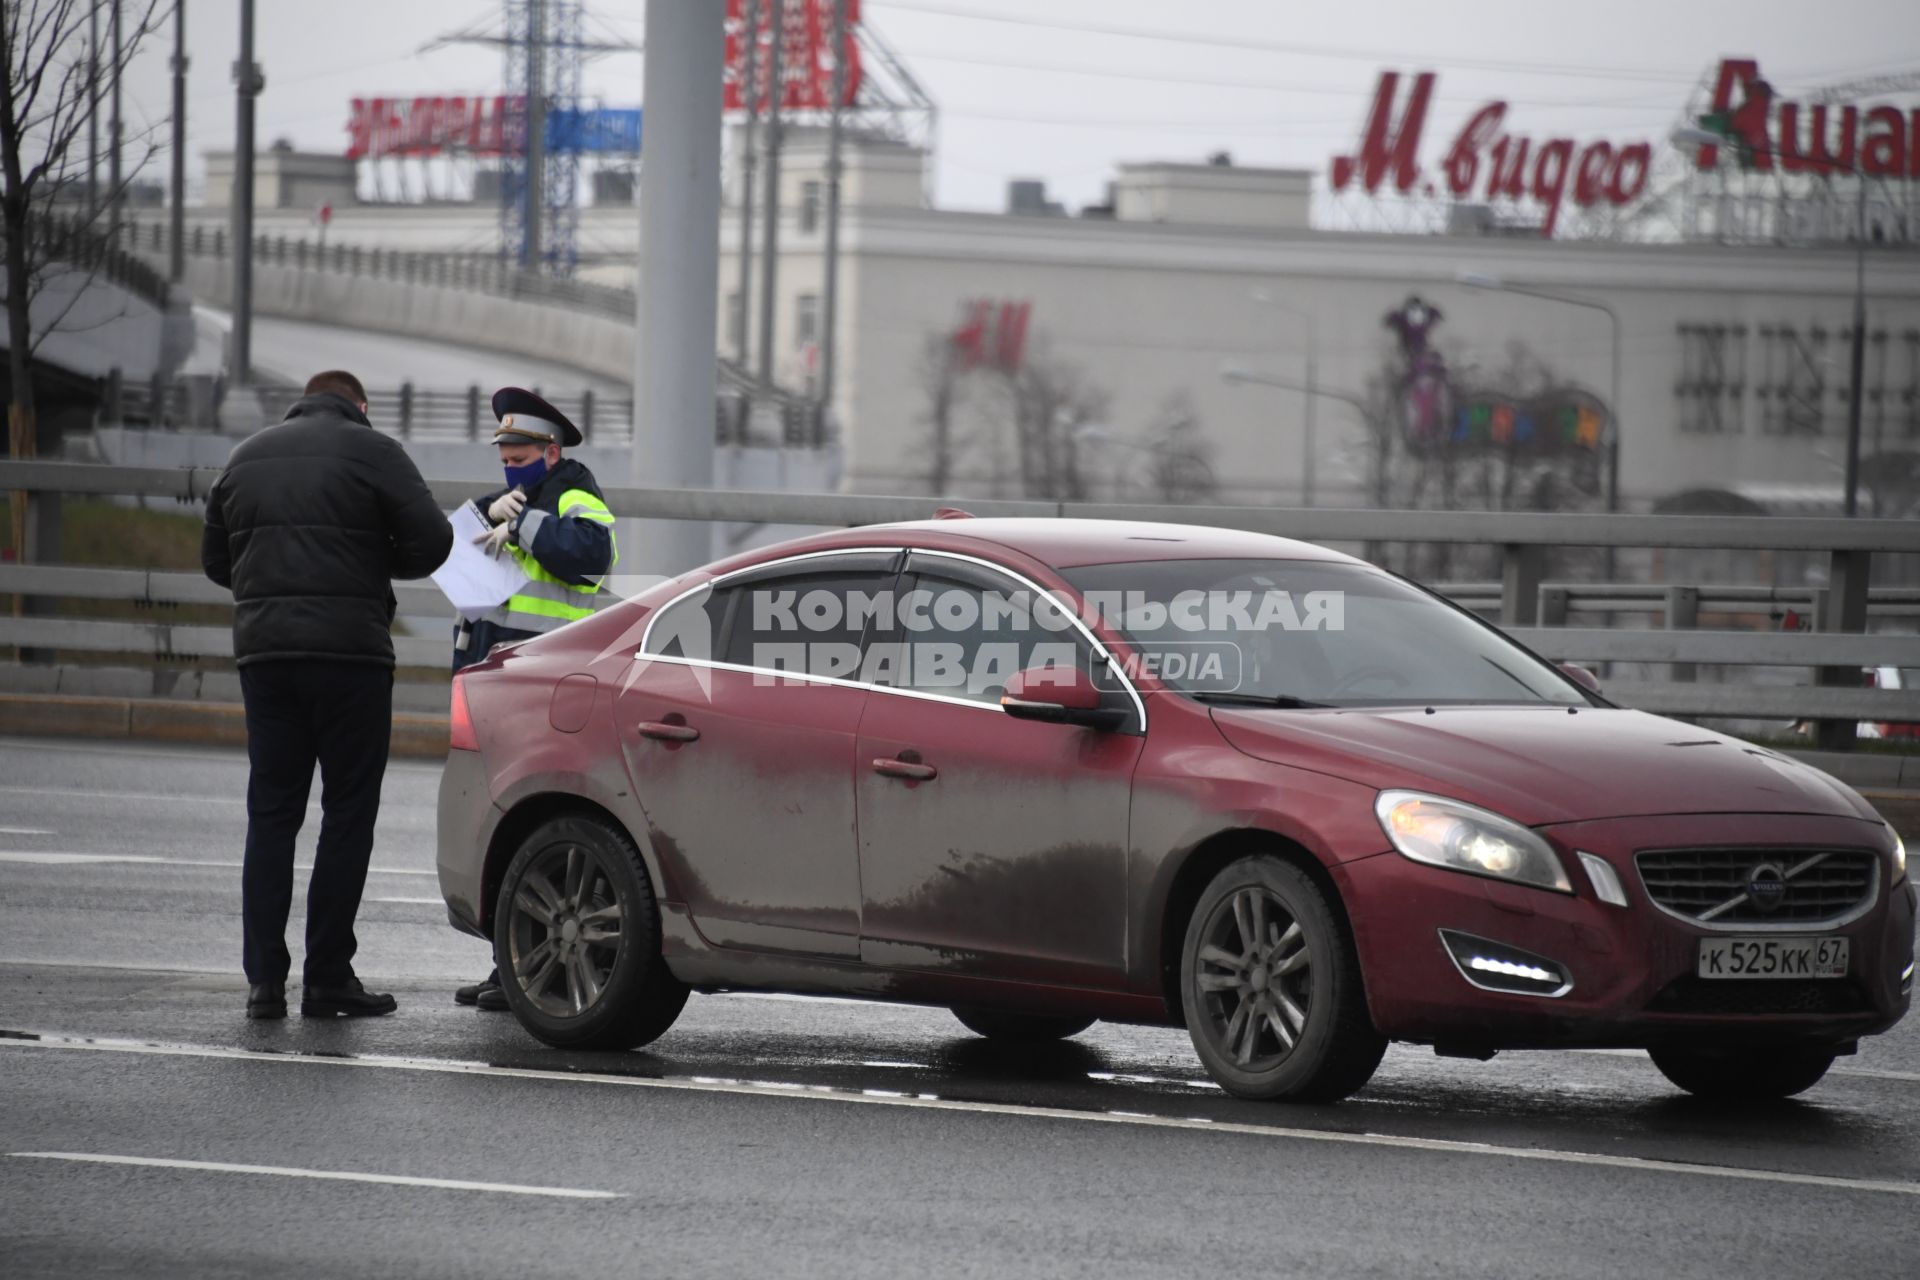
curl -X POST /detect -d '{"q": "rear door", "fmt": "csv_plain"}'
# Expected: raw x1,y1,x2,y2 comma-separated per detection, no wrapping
615,551,900,958
854,551,1145,988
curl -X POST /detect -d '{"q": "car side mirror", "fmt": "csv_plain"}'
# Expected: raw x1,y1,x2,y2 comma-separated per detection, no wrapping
1558,662,1602,694
1000,663,1127,731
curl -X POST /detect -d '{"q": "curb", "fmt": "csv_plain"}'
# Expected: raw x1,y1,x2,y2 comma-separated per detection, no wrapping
0,693,450,760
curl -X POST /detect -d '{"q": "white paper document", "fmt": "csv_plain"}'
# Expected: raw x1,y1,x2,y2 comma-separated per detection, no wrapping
431,502,530,619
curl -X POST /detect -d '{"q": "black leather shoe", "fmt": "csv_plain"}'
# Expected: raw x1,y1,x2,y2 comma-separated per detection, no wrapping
246,982,287,1020
301,977,398,1018
475,982,510,1012
456,968,502,1008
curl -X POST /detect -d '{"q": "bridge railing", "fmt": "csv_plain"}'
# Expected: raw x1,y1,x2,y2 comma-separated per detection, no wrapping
3,460,1918,742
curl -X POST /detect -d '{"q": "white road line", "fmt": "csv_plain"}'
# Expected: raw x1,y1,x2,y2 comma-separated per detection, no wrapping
0,827,55,836
8,1151,620,1199
5,1032,1917,1200
0,851,435,875
370,897,444,905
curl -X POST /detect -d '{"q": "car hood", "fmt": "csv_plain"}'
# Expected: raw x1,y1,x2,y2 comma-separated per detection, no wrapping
1210,705,1880,828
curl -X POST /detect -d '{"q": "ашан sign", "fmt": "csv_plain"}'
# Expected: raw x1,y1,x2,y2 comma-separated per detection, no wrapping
1330,71,1652,236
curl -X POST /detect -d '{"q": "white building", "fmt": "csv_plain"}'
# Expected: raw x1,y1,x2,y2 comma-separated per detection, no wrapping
190,132,1920,515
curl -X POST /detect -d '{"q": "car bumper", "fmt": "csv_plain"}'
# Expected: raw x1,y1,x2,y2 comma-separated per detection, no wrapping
1338,812,1914,1050
436,748,498,940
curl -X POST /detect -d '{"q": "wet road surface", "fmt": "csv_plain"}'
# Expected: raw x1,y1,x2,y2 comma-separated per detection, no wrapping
2,737,1916,1278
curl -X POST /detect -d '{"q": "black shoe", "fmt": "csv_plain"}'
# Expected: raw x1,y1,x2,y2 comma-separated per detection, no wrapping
246,982,287,1020
301,977,398,1018
456,968,502,1008
475,982,510,1012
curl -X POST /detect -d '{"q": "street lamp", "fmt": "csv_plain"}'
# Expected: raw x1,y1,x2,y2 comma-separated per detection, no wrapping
1249,289,1318,506
1672,124,1871,517
1220,362,1377,505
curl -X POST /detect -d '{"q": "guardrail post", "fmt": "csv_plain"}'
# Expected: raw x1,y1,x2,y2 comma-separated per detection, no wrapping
1666,586,1700,682
398,382,414,439
467,384,481,441
1814,551,1870,750
1539,585,1570,628
580,390,594,442
1500,544,1544,626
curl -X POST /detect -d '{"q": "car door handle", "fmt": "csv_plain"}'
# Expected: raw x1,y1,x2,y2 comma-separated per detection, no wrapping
872,757,937,782
637,720,700,743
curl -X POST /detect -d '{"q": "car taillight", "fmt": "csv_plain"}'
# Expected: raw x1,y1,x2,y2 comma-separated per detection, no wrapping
449,674,479,752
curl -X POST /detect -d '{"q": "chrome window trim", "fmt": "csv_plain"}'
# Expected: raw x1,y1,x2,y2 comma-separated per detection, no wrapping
1634,848,1882,933
633,543,1149,732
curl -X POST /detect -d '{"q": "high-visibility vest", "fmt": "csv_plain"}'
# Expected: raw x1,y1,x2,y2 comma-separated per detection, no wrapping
477,487,617,636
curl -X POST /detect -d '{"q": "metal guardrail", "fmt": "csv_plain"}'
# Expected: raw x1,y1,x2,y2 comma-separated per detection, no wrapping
4,461,1919,734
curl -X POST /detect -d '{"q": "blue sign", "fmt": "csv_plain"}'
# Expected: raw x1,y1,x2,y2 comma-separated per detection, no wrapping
545,108,641,155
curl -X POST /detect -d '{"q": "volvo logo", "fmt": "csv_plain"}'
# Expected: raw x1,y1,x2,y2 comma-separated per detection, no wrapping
1745,863,1788,912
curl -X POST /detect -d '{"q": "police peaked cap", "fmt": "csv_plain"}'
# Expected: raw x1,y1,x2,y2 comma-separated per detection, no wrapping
490,386,582,448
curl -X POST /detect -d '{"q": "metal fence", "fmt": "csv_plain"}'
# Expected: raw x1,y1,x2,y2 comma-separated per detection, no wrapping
119,217,828,447
5,460,1920,741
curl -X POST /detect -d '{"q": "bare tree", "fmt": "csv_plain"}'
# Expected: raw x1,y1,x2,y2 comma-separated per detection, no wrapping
915,332,962,497
989,349,1105,502
2,0,164,561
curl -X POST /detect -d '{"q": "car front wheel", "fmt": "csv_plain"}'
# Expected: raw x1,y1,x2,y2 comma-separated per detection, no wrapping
494,814,688,1050
1647,1044,1837,1101
1180,856,1385,1102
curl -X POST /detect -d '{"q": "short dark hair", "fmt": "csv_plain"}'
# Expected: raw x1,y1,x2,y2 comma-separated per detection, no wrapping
304,369,367,405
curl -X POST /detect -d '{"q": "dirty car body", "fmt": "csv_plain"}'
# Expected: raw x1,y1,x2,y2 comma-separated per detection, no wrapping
438,518,1914,1101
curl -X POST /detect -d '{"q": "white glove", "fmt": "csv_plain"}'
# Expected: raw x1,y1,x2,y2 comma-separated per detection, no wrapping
486,489,527,526
473,521,515,559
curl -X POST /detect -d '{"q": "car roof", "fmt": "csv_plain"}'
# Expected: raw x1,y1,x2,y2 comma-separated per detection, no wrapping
727,517,1362,574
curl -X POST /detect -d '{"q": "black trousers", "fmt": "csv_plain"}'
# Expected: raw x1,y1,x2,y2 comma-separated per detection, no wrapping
239,660,394,986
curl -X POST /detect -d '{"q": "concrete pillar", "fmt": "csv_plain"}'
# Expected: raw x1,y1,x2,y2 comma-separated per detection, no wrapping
632,0,722,574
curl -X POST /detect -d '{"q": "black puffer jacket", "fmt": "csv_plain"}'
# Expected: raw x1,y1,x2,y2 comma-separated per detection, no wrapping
202,393,453,667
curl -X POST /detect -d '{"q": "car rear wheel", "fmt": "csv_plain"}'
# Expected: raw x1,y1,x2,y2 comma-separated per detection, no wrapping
493,814,688,1050
1180,856,1385,1102
1647,1044,1837,1101
950,1006,1096,1042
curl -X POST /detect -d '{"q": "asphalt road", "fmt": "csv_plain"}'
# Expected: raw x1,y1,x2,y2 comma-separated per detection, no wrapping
2,735,1917,1278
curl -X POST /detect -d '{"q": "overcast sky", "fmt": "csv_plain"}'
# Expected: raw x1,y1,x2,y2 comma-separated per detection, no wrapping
112,0,1920,212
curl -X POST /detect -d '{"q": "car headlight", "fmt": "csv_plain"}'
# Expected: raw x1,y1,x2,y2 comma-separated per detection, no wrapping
1375,790,1572,894
1895,831,1907,884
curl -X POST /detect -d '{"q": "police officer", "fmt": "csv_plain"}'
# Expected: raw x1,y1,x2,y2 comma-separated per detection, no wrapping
454,387,617,1011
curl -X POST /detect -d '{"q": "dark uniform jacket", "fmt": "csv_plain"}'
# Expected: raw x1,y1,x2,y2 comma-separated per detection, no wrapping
453,457,615,672
202,393,453,667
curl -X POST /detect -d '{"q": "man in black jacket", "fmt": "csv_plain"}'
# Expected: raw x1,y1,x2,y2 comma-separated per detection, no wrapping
202,369,453,1020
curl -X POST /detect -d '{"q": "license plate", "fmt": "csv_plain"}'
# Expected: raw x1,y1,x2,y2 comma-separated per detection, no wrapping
1697,936,1849,980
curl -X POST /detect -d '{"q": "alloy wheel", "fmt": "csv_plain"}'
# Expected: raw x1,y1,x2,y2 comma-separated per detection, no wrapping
1194,885,1314,1070
506,842,625,1018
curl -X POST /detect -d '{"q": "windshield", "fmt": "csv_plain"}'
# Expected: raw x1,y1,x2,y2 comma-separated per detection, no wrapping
1062,559,1586,709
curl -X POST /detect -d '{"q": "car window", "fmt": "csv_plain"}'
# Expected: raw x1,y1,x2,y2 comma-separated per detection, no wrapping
1062,558,1586,708
873,564,1089,706
719,567,898,683
641,582,735,662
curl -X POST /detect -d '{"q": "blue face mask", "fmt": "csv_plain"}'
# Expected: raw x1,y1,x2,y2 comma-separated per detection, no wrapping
503,456,549,492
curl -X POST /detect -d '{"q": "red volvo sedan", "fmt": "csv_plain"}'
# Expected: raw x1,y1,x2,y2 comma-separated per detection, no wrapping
437,517,1914,1102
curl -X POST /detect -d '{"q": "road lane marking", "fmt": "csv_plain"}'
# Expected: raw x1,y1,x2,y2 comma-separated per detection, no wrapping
370,897,445,905
0,827,54,836
4,1031,1917,1200
8,1152,620,1199
0,852,434,875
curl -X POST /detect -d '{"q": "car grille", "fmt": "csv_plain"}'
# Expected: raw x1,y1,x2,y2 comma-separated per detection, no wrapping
1645,976,1871,1017
1635,848,1878,926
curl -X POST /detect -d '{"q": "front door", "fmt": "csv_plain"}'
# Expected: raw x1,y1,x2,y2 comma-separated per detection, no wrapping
854,553,1145,988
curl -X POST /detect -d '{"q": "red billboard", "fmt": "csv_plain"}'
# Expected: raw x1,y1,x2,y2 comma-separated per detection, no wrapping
725,0,862,113
347,96,515,159
1329,71,1653,236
